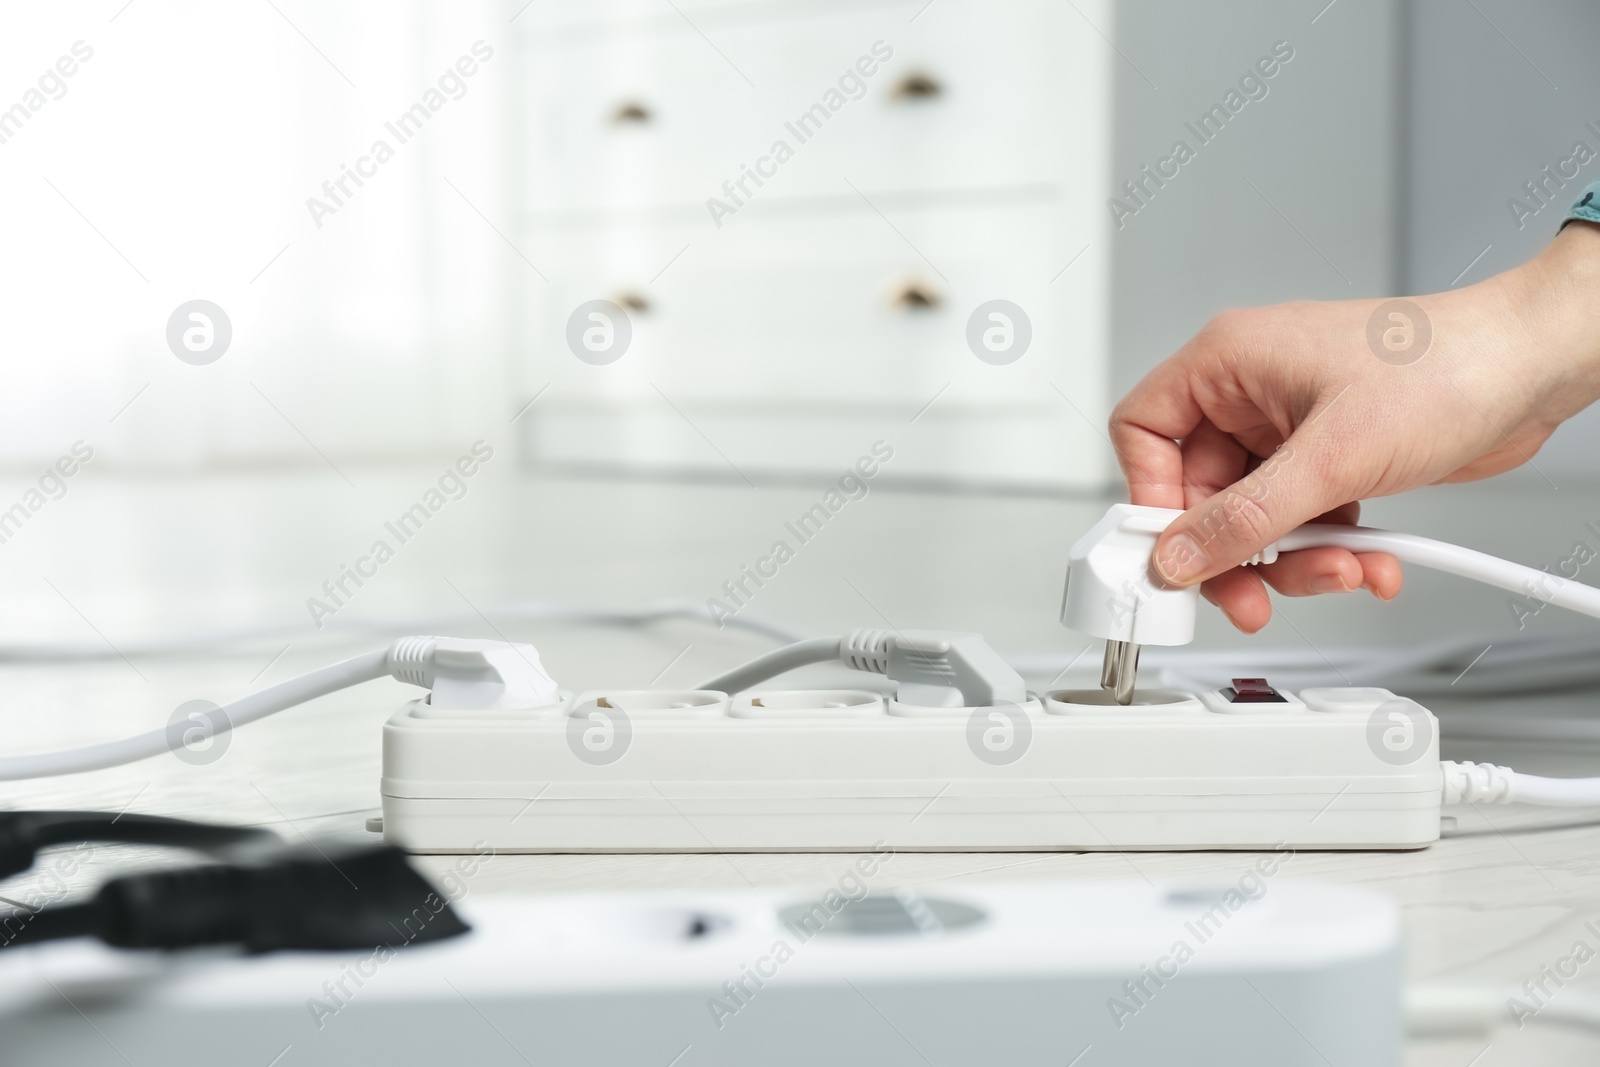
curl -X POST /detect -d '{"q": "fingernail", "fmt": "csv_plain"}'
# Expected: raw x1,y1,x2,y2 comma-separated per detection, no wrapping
1155,532,1210,585
1362,579,1393,601
1310,574,1353,595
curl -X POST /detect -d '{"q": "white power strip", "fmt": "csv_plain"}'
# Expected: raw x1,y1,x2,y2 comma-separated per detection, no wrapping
379,683,1442,853
0,879,1403,1066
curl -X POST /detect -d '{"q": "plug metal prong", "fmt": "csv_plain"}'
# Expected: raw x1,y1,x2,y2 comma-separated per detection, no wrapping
1114,642,1141,705
1100,639,1122,690
1101,639,1141,705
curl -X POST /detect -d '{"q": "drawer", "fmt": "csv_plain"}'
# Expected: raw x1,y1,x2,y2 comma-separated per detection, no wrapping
514,198,1111,489
521,197,1104,402
515,0,1110,212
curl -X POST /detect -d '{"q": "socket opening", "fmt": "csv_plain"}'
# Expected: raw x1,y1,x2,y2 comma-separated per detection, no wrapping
1045,688,1204,715
731,690,885,719
600,907,736,943
580,690,728,718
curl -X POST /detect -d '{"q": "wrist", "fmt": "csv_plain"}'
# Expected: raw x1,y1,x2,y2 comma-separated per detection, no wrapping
1544,217,1600,286
1503,222,1600,411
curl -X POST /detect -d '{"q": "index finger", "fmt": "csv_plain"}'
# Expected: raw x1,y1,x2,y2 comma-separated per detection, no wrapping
1108,358,1207,511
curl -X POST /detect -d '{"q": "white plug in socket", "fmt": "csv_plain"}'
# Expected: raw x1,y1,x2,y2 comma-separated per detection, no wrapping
388,637,561,710
1060,503,1197,645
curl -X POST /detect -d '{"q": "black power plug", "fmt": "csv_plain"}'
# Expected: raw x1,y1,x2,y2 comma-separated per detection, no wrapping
0,811,276,881
3,841,469,953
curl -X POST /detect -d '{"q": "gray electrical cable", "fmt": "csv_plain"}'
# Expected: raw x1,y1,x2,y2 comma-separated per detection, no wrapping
697,637,843,695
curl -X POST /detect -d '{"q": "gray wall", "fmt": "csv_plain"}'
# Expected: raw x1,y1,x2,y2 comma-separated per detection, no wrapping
1109,0,1403,398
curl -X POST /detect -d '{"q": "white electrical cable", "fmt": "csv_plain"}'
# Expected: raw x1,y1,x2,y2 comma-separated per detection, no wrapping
1407,983,1600,1038
1442,761,1600,806
0,636,557,782
0,649,391,781
1276,524,1600,619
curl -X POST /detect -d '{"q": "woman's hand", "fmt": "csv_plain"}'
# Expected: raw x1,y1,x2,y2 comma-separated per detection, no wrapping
1110,222,1600,632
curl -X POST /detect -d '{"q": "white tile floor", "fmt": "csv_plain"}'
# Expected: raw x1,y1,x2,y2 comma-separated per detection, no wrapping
2,468,1599,1063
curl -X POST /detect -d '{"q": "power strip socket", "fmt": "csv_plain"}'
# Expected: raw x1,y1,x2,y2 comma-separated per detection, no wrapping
0,880,1403,1066
378,684,1442,853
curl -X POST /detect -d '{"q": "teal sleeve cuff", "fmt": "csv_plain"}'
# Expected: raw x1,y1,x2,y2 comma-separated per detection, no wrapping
1569,182,1600,227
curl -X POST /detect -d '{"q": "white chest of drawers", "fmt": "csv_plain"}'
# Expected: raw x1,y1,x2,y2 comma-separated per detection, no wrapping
511,0,1114,490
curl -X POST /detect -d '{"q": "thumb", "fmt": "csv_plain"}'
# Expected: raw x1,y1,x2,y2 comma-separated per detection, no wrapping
1151,439,1350,587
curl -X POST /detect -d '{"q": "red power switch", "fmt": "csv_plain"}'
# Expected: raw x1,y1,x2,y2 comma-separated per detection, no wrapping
1224,678,1287,703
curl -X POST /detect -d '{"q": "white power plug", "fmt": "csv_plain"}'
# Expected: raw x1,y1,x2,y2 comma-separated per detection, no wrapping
387,636,559,710
883,630,1028,707
1060,504,1198,703
1060,503,1198,646
1062,499,1600,657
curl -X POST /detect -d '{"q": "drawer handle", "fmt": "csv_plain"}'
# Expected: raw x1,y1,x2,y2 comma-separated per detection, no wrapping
890,72,943,101
614,292,651,314
611,101,652,125
891,282,941,311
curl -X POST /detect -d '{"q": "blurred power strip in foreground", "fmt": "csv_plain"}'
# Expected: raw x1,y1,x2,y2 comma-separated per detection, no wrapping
0,879,1400,1066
